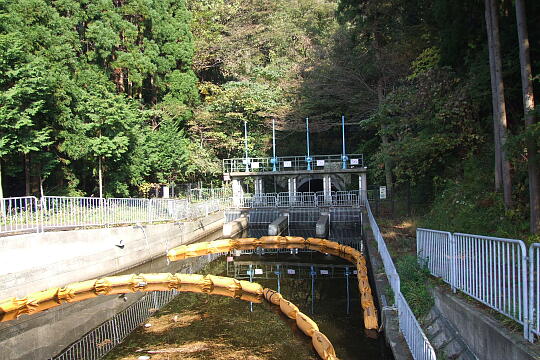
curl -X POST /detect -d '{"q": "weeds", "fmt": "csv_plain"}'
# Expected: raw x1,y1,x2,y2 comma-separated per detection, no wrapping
396,255,434,318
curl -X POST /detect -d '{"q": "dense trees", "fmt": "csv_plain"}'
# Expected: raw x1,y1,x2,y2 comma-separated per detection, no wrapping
0,0,204,197
1,0,539,235
334,0,539,236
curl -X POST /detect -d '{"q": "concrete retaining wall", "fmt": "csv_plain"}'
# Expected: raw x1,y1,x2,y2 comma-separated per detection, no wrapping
223,217,248,237
0,212,224,299
433,287,540,360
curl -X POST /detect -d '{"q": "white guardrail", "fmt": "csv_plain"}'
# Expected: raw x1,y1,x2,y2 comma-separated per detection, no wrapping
0,196,231,235
417,228,540,342
366,202,436,360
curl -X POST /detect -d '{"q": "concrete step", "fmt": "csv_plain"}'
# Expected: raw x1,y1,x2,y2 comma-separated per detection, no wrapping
423,308,477,360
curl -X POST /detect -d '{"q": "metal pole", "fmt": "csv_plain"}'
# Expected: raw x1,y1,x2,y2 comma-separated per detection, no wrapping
244,121,249,172
276,264,281,293
345,266,350,315
272,119,277,171
249,264,253,312
310,265,315,314
341,115,348,169
306,117,312,170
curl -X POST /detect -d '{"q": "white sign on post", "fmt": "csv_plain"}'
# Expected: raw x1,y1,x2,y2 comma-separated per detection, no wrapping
316,160,325,167
254,268,263,275
251,162,260,169
320,269,329,275
283,161,292,168
287,269,296,275
350,158,359,165
379,186,387,199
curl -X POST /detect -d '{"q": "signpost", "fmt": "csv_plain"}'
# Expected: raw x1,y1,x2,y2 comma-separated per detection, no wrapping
379,186,387,199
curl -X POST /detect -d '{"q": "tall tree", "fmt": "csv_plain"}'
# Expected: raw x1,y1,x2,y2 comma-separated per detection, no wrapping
485,0,512,209
515,0,539,233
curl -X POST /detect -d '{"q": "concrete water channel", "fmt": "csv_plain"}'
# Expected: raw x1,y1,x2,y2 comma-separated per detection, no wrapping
0,213,392,360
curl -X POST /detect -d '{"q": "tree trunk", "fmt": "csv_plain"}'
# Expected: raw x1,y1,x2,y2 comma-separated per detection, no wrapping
24,153,31,196
98,156,103,198
515,0,539,233
486,0,512,209
373,30,393,196
485,1,502,191
39,175,44,199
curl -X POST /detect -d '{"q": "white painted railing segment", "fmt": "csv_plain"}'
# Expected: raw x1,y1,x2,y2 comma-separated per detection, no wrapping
235,191,365,209
396,292,436,360
529,244,540,339
0,196,40,234
454,233,527,330
366,202,436,360
418,229,530,340
0,196,231,235
416,229,455,290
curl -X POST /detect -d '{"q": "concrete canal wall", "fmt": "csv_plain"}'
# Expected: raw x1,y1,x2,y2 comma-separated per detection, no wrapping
0,212,224,300
0,213,226,360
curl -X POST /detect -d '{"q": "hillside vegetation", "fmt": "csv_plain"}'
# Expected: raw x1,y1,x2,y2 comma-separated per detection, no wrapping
1,0,539,236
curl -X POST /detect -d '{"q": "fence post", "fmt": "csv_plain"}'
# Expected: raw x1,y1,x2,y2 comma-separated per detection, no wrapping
147,199,152,223
523,244,530,341
39,197,45,233
528,245,535,342
450,233,457,293
34,197,40,233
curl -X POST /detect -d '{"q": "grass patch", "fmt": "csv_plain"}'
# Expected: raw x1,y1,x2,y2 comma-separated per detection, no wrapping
396,255,434,318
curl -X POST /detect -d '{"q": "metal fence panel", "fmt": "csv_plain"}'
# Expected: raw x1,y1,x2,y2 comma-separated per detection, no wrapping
529,244,540,339
107,198,149,225
416,229,455,289
420,229,530,340
0,196,39,234
453,233,528,334
41,196,105,229
396,292,437,360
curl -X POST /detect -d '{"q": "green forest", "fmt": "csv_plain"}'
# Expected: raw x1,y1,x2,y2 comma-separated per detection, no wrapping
1,0,539,237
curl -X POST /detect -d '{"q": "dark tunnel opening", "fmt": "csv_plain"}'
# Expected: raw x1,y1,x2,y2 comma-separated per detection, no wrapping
297,179,338,193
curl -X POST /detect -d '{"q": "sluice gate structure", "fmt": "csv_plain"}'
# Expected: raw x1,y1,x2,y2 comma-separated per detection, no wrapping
222,153,367,240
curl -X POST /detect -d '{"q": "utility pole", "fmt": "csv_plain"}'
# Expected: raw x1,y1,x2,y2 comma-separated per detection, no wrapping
272,119,277,171
306,117,312,171
341,115,348,169
244,120,249,172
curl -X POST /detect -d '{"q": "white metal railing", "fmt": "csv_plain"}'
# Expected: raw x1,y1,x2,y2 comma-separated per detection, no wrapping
367,201,436,360
0,196,40,234
223,154,364,173
0,196,231,236
417,229,455,290
529,244,540,340
189,187,232,202
418,228,531,341
41,196,105,229
235,191,364,209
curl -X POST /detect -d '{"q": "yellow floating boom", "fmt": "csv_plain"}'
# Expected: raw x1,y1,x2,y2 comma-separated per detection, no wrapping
0,236,377,360
167,236,378,331
0,276,338,359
